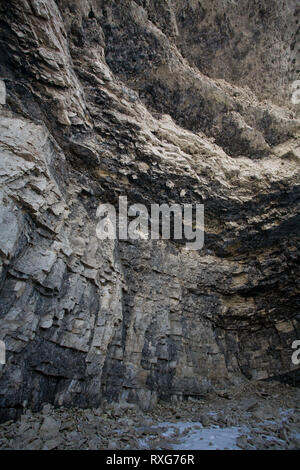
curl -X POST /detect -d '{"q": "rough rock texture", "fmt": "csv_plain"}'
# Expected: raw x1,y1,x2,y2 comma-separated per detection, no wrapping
0,381,299,450
0,0,299,422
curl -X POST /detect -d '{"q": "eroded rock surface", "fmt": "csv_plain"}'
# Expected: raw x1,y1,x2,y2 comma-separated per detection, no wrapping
0,381,299,450
0,0,299,422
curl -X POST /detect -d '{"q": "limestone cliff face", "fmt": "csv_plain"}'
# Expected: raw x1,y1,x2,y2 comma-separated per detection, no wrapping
0,0,299,421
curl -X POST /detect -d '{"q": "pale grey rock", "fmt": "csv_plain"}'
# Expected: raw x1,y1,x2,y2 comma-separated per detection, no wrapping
0,203,19,258
39,416,61,438
242,398,259,412
0,0,299,423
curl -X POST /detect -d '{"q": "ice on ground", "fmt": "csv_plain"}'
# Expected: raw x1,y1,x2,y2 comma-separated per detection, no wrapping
136,407,300,450
157,421,247,450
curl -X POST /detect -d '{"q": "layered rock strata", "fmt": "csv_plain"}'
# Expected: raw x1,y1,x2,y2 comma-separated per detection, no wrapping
0,0,299,421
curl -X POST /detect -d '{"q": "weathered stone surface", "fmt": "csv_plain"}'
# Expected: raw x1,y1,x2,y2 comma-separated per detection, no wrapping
0,381,299,450
0,0,299,422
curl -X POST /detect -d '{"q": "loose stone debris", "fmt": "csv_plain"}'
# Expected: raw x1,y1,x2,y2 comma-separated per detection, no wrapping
0,381,299,450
